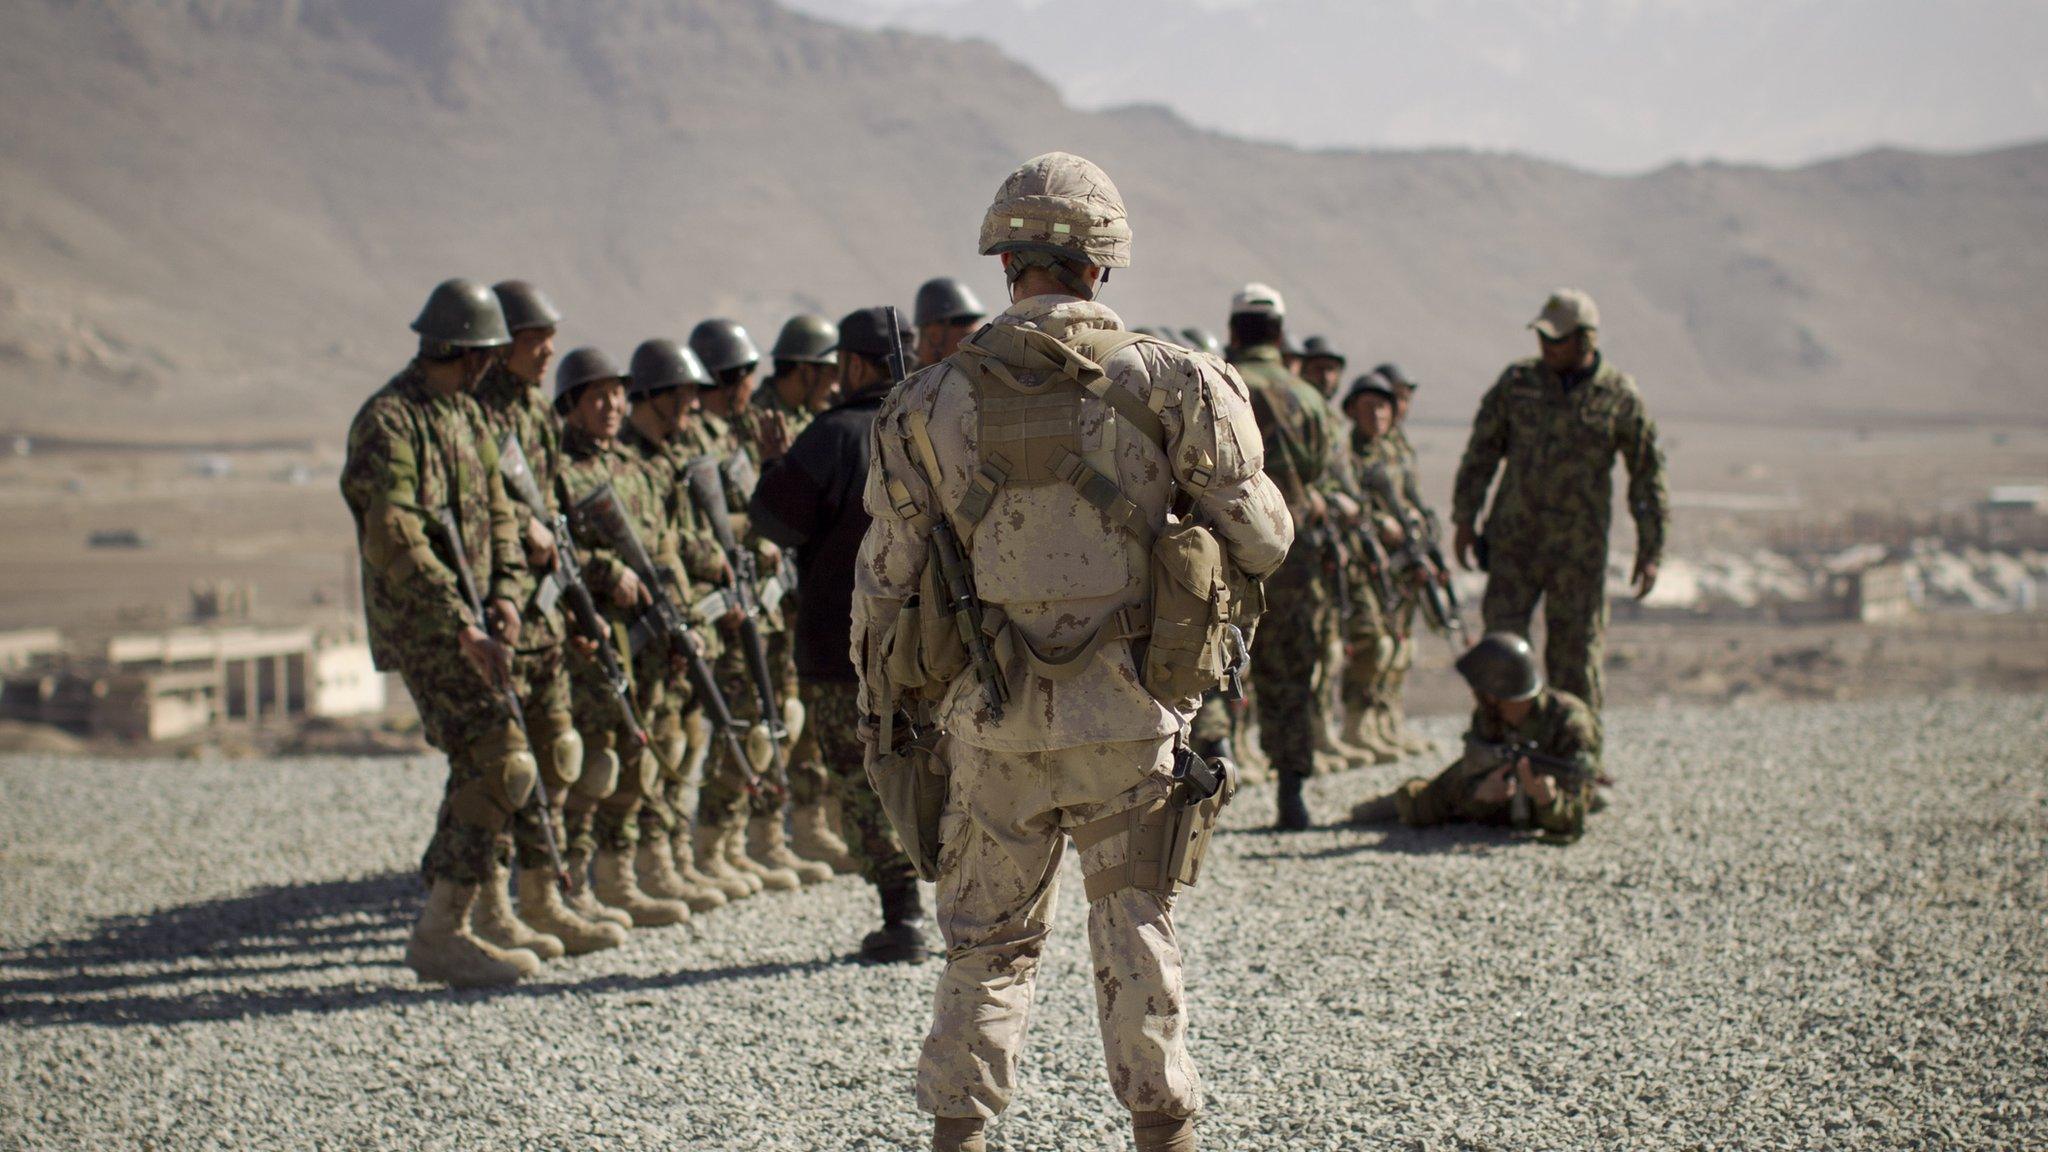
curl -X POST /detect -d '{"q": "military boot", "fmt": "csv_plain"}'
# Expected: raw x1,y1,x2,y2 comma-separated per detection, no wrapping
727,822,802,892
1341,707,1402,763
860,879,934,964
635,836,697,902
515,866,627,955
592,845,690,927
1347,791,1403,826
1133,1111,1197,1152
405,879,541,988
1369,704,1408,758
667,830,731,913
563,848,634,930
789,802,859,874
1387,702,1435,755
1312,714,1374,769
469,857,564,961
1274,770,1311,831
750,814,834,885
931,1116,987,1152
692,823,757,900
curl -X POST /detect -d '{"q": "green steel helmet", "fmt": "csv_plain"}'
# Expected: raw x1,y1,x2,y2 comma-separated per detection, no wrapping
913,278,987,327
688,318,760,377
1456,632,1544,702
978,152,1131,268
1342,372,1398,410
628,338,711,400
1180,327,1224,358
411,278,511,349
491,280,563,333
552,346,628,414
1373,361,1415,390
1301,335,1346,366
770,314,839,366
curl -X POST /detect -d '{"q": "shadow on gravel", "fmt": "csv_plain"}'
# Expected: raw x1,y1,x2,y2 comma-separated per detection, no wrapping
1231,823,1520,862
0,873,840,1029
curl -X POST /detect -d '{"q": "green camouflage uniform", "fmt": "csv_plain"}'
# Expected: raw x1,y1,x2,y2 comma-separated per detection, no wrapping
1391,688,1600,840
1452,355,1667,711
750,384,825,805
1342,427,1410,717
472,363,581,875
1235,343,1333,779
341,364,528,886
555,423,675,857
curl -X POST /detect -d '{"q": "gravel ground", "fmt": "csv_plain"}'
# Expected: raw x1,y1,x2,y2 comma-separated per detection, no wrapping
2,694,2043,1150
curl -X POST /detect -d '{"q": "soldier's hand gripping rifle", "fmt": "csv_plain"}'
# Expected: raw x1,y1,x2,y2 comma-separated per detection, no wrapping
684,457,790,794
498,438,648,750
1461,736,1597,791
432,507,570,892
571,483,765,796
1362,466,1469,651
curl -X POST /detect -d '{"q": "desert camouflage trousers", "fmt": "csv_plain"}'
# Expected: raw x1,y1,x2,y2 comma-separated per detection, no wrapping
918,738,1201,1122
399,640,528,887
1251,585,1331,777
1481,548,1607,711
800,679,915,888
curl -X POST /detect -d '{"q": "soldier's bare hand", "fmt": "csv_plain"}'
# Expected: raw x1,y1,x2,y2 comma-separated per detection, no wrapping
758,412,791,461
568,634,599,661
524,518,557,572
1632,558,1659,601
1516,757,1557,807
1329,491,1361,525
459,625,512,689
612,567,649,609
1453,523,1476,571
487,598,522,647
1472,763,1515,805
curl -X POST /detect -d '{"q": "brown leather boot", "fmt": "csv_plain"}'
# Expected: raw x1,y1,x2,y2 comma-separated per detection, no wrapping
406,879,540,988
1133,1111,1196,1151
469,857,564,961
750,814,834,885
592,845,689,927
931,1116,986,1152
515,866,627,955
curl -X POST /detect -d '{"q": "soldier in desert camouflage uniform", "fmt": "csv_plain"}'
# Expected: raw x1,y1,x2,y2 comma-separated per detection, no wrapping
1227,283,1335,829
854,153,1291,1152
1451,290,1669,713
470,281,629,958
1350,632,1599,842
341,279,541,988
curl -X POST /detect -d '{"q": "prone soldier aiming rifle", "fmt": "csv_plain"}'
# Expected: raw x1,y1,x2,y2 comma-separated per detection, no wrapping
497,438,649,750
432,507,571,892
571,483,767,798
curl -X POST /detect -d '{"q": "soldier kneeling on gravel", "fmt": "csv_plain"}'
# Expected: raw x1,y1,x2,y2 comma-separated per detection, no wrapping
1349,632,1599,842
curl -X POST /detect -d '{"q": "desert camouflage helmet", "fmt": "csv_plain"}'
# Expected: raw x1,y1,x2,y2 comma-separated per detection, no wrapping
411,278,511,349
628,338,711,400
1455,632,1545,703
688,318,760,378
979,152,1131,268
913,278,987,327
1181,327,1224,358
770,314,839,366
552,346,628,412
491,280,563,333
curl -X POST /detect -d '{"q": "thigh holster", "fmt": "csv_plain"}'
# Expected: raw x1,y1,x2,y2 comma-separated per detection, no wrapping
1073,757,1236,904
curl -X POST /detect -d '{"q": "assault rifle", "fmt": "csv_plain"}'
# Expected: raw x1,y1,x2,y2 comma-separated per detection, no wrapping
431,507,569,892
570,483,764,796
497,438,647,749
1461,736,1597,789
1361,465,1469,650
684,456,790,794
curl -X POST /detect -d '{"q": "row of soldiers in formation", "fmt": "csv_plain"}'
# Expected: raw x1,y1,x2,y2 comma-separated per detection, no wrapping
340,148,1672,1151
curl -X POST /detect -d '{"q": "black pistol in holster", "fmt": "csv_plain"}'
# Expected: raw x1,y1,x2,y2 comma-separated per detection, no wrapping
431,506,569,893
570,482,767,798
497,437,648,750
1069,742,1238,906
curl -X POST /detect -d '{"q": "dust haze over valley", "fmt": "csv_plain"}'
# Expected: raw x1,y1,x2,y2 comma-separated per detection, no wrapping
3,0,2047,438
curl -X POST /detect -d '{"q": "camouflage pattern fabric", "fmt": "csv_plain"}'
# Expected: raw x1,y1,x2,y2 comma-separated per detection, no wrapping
917,740,1200,1122
1248,585,1327,777
473,362,567,651
1452,355,1668,711
1393,688,1600,839
799,679,914,888
342,364,528,886
507,645,575,872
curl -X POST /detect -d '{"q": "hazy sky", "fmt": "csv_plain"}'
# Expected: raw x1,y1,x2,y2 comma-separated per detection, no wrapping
785,0,2048,172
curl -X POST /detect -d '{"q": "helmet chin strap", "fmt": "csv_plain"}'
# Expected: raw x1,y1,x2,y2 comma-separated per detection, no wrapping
1005,250,1098,300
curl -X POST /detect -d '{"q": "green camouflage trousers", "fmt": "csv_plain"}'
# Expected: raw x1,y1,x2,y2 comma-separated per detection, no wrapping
799,679,913,888
919,739,1201,1122
401,642,527,887
1480,549,1607,710
1251,587,1329,777
507,645,577,873
563,633,666,855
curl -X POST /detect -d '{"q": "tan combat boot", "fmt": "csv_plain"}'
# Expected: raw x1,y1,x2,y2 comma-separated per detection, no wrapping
750,814,833,885
592,845,690,927
1387,701,1435,755
1341,708,1402,763
692,823,757,900
1312,715,1374,769
931,1116,987,1152
405,878,541,988
789,802,859,874
469,857,564,961
515,866,627,955
727,821,802,891
668,830,730,912
1132,1111,1196,1152
563,848,634,930
634,836,696,902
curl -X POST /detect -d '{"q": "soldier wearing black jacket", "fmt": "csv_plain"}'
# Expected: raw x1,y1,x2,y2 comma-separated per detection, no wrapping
749,306,926,963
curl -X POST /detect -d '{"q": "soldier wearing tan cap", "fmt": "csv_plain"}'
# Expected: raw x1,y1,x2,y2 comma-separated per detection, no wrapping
1449,289,1669,716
